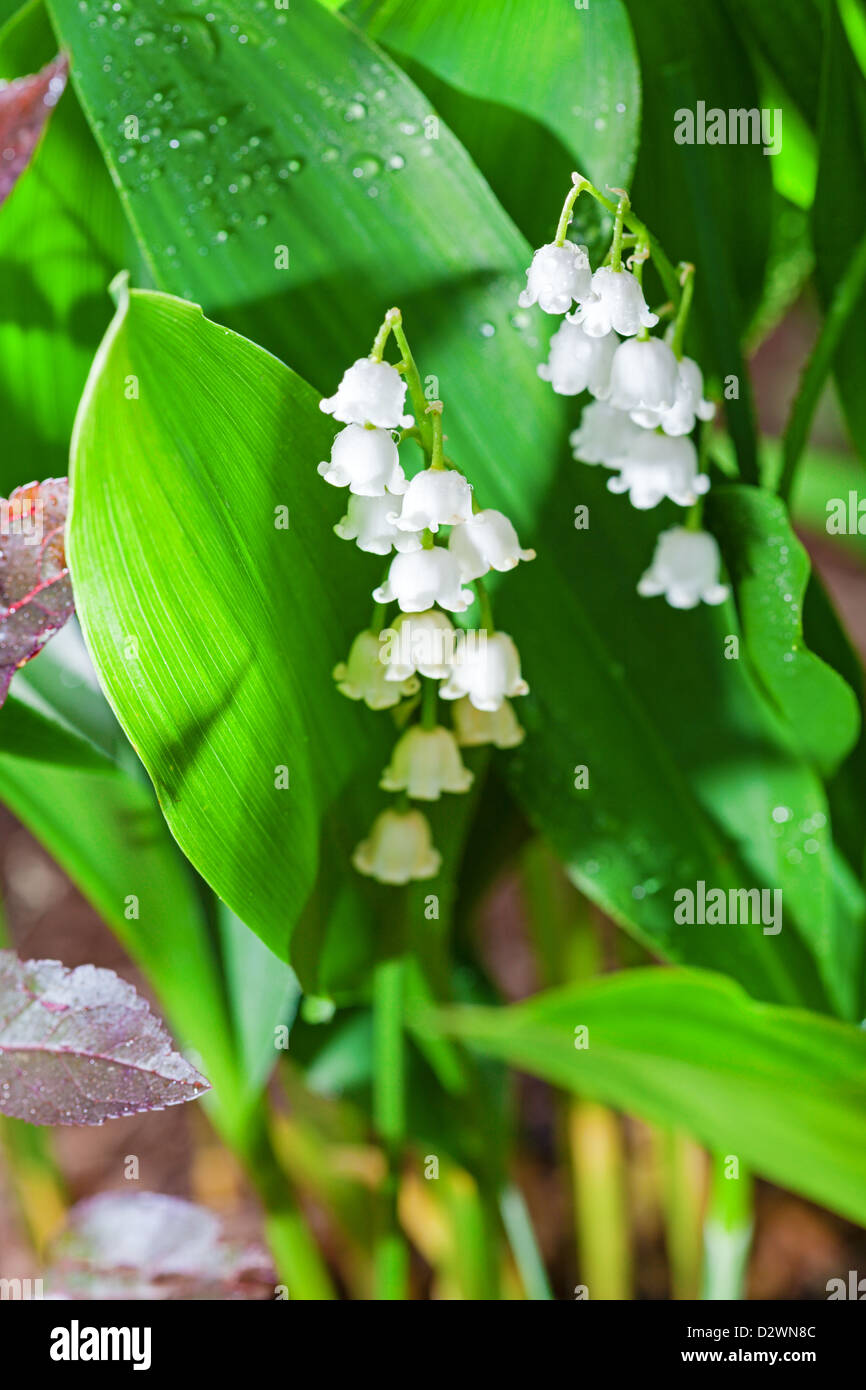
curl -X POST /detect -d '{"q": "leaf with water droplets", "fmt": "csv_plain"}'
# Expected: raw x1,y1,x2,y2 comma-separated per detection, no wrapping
46,1191,274,1300
0,951,210,1124
0,53,68,206
0,478,75,708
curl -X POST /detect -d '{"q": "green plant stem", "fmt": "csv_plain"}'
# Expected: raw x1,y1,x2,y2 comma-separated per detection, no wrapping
701,1154,754,1300
609,191,630,272
372,954,410,1299
499,1181,553,1300
670,262,696,359
389,310,432,450
427,400,445,469
569,1100,632,1299
657,1128,706,1299
574,175,681,302
475,577,494,632
421,675,438,730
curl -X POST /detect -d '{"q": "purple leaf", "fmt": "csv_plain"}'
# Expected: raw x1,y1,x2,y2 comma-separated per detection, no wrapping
0,952,210,1124
0,478,75,707
47,1192,275,1300
0,53,68,206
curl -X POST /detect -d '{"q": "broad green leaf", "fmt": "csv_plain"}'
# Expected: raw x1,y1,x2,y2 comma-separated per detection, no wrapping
53,0,859,1012
812,2,866,470
708,484,860,778
425,967,866,1226
720,0,822,124
218,903,300,1100
0,0,131,490
347,0,640,251
0,691,110,771
622,0,772,483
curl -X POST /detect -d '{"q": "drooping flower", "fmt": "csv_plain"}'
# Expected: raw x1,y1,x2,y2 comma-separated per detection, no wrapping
380,725,473,800
629,356,716,436
572,266,658,338
379,609,456,681
569,401,648,467
448,509,536,581
333,629,419,709
518,241,593,314
373,547,474,613
607,433,709,510
537,319,618,398
352,807,441,884
439,631,528,712
319,357,412,428
318,424,408,496
637,527,729,608
607,337,679,415
391,467,474,533
334,494,422,555
452,696,525,749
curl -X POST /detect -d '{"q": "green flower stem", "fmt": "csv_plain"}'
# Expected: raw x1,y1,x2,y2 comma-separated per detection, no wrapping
684,498,704,533
475,577,494,632
369,309,395,363
372,954,410,1299
657,1128,706,1299
670,262,696,359
421,675,438,730
572,174,681,304
389,309,432,451
554,173,588,245
701,1155,754,1300
427,400,445,470
499,1181,553,1300
609,190,630,272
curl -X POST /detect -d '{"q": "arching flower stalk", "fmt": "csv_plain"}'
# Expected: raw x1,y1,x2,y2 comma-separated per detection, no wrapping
319,308,535,885
524,173,728,610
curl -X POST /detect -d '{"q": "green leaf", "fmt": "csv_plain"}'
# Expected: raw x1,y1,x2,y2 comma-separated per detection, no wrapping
53,0,857,1013
0,0,131,490
812,1,866,469
347,0,641,251
720,0,822,124
622,0,773,483
67,281,399,965
0,691,111,771
425,967,866,1227
218,903,300,1100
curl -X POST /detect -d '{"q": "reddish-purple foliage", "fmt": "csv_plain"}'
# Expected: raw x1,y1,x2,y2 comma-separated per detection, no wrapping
0,478,74,707
0,53,68,205
0,952,210,1124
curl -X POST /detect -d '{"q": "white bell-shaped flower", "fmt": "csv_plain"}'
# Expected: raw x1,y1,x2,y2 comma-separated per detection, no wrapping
439,631,528,712
380,725,473,801
334,494,422,555
333,629,419,709
572,266,658,338
448,509,536,581
608,337,679,415
352,808,441,884
318,424,408,497
537,319,618,398
638,527,729,609
320,357,412,428
518,241,592,314
630,356,716,435
569,401,647,467
607,433,709,510
392,467,474,533
379,609,456,681
452,696,525,749
373,547,474,613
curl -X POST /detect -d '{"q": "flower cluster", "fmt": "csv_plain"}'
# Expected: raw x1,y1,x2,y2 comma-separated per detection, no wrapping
523,174,728,610
319,309,535,885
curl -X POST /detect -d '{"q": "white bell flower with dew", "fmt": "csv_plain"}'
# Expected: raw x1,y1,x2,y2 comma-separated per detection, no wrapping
318,424,408,497
452,696,525,749
320,357,412,428
333,629,420,709
448,509,536,581
608,337,679,415
629,355,716,435
537,319,618,398
607,432,709,510
334,494,422,555
373,547,474,613
380,725,473,801
637,527,729,609
518,241,593,314
439,631,528,712
352,807,441,884
572,266,658,338
392,467,474,534
379,609,456,682
569,401,648,467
